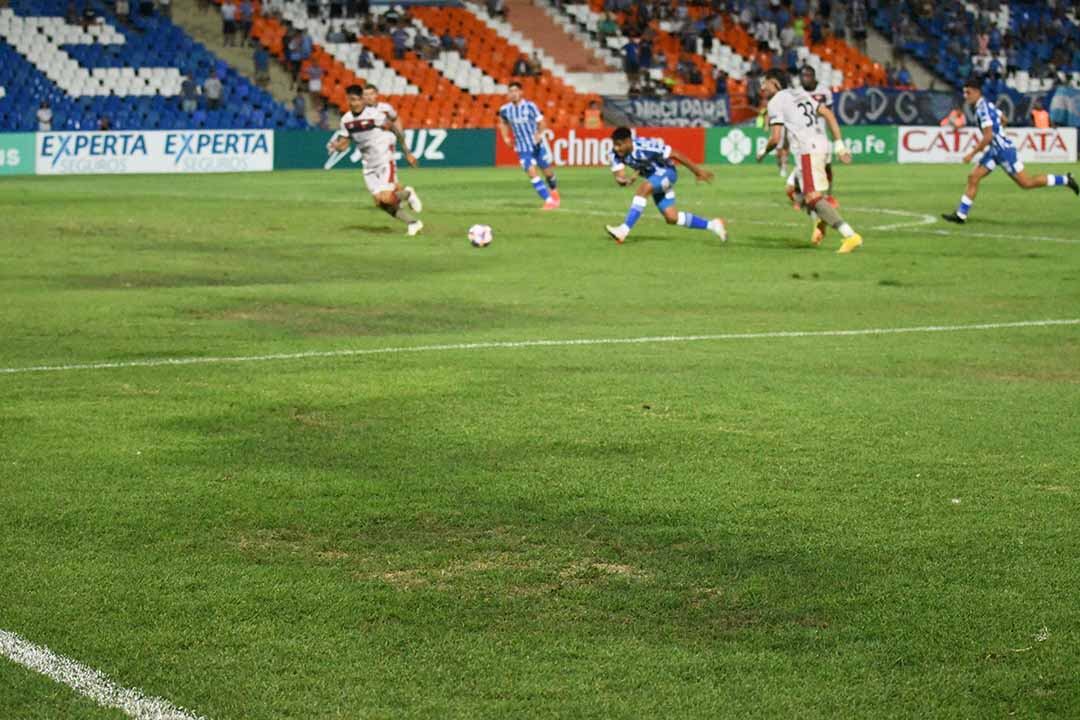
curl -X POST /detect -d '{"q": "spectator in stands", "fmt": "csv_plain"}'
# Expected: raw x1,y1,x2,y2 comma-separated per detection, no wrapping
254,45,270,86
330,0,343,19
623,37,641,88
238,0,253,46
328,24,347,43
221,0,237,47
809,14,824,45
638,36,653,70
36,101,52,131
653,48,666,70
896,65,912,87
584,99,602,128
180,75,199,113
203,71,223,110
598,12,618,44
64,0,78,24
306,0,318,18
849,0,867,53
287,31,304,76
81,3,96,30
454,33,467,54
512,54,530,77
318,99,331,130
830,2,845,42
115,0,130,25
356,47,374,69
714,68,728,97
486,0,506,20
156,0,170,19
305,62,324,92
527,52,543,76
97,116,111,131
940,102,966,129
292,92,306,119
391,24,409,59
440,30,455,51
1031,99,1052,128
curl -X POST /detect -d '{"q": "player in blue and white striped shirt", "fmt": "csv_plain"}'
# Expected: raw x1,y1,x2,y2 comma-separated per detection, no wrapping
943,76,1078,224
497,82,560,209
605,127,726,243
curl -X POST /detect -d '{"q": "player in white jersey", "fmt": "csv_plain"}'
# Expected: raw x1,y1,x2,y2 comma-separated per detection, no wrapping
327,84,425,235
757,69,863,254
784,65,835,210
942,76,1078,224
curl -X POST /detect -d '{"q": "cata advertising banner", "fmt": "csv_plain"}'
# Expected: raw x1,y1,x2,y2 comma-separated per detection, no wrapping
0,132,35,175
35,130,274,175
274,128,495,170
898,126,1077,163
495,127,705,168
706,126,897,164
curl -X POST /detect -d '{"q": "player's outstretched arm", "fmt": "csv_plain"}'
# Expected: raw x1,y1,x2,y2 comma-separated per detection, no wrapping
963,127,993,164
670,148,713,182
818,106,851,164
327,134,350,153
756,124,784,162
387,118,418,167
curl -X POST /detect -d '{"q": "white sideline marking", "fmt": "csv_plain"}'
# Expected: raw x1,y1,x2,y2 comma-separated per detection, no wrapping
0,629,207,720
1,319,1076,376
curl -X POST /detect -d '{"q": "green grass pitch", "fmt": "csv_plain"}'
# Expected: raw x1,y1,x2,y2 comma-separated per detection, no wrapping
1,164,1079,719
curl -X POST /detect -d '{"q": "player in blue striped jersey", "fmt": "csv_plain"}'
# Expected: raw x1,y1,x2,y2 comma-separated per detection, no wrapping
497,82,560,210
943,76,1078,224
605,127,726,243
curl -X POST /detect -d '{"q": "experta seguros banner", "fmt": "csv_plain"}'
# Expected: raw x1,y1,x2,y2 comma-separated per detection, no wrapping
898,126,1077,163
35,130,274,175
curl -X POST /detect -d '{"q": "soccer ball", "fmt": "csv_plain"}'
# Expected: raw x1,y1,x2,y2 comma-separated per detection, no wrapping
468,224,493,248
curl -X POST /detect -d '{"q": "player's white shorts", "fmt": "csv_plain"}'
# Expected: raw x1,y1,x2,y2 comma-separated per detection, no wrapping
363,159,398,196
796,153,830,195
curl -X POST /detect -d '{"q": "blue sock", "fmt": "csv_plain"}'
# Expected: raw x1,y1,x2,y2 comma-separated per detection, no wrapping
1049,175,1066,186
531,177,551,201
624,196,647,229
677,211,709,230
956,194,973,219
546,174,557,190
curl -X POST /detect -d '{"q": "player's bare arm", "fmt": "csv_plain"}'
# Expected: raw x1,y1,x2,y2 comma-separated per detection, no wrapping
612,167,632,186
497,116,513,147
386,118,418,167
328,134,350,153
670,148,713,182
757,124,784,162
534,116,547,146
818,106,851,164
963,127,993,164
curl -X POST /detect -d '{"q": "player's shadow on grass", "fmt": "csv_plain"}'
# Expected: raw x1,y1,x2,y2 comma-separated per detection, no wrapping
341,224,399,234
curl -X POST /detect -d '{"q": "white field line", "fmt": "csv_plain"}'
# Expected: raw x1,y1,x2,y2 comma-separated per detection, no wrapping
1,319,1076,376
0,629,207,720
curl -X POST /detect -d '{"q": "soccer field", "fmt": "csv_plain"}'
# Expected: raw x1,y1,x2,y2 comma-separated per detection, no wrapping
2,164,1079,719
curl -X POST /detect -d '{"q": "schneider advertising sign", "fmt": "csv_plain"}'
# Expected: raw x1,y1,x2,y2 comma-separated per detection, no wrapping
706,126,897,164
35,130,274,174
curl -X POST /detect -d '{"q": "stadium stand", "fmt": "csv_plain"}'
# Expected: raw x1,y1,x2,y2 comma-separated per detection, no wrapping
873,1,1080,93
0,0,303,131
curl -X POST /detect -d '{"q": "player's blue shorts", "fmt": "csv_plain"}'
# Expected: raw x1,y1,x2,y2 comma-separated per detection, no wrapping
517,143,552,171
979,144,1024,176
646,166,678,211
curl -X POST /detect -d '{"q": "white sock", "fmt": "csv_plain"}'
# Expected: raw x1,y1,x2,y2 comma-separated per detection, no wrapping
838,223,855,238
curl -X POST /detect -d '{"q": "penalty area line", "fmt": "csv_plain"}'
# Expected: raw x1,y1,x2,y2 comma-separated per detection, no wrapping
0,629,207,720
1,319,1077,376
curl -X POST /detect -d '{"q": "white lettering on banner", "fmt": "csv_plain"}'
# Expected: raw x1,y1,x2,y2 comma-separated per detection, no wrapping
541,129,614,167
36,130,274,175
0,9,183,97
898,126,1078,163
392,129,447,161
1,149,20,167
